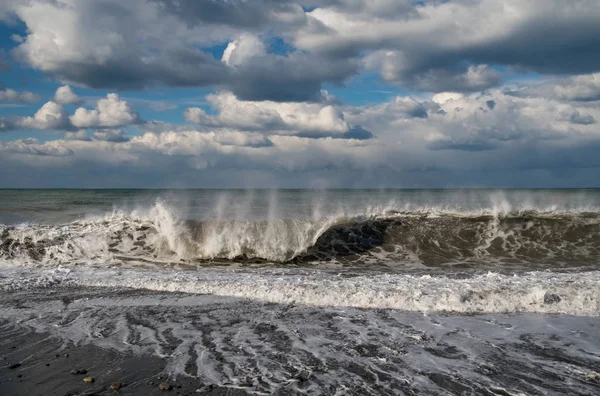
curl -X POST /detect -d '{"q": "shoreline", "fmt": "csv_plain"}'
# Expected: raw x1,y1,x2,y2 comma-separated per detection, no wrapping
1,285,599,395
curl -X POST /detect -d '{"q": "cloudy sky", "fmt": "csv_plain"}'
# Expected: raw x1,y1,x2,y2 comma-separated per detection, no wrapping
1,0,600,188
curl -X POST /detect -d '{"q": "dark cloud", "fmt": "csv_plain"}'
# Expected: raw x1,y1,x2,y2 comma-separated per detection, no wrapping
300,0,600,92
152,0,305,29
93,129,130,142
569,111,596,125
226,52,358,102
6,0,354,101
427,139,498,152
21,49,230,91
8,0,600,97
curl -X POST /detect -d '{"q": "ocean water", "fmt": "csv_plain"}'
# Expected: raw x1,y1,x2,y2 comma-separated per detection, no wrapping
1,189,599,394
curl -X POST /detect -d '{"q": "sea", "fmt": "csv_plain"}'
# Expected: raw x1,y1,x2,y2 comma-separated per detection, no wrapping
1,189,599,394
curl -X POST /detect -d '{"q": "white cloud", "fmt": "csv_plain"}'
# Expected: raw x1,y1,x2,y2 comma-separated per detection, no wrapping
0,92,140,132
0,138,73,157
553,74,600,102
53,85,82,105
0,88,40,103
184,91,368,138
0,128,383,175
222,34,266,67
18,101,69,129
70,93,140,128
347,89,600,156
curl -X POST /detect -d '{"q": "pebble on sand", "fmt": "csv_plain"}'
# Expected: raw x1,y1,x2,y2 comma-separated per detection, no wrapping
70,368,87,375
83,376,95,383
159,383,172,391
110,382,122,390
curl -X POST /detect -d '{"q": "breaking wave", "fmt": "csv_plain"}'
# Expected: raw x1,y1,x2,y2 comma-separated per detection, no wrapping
1,200,600,269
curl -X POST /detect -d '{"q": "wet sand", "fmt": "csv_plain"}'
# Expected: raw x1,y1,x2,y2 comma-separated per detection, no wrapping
1,285,599,395
0,320,249,396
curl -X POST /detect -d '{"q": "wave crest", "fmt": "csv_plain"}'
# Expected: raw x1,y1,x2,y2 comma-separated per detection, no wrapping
2,201,600,269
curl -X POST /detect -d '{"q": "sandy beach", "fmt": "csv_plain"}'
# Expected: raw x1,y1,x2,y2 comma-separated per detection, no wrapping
1,283,599,395
0,319,250,395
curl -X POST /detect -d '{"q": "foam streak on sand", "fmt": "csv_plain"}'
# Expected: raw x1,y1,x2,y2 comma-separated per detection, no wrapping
1,285,599,395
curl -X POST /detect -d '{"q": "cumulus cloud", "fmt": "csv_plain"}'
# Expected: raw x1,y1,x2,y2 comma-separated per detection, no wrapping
509,73,600,102
9,0,229,90
64,130,91,141
93,129,129,142
345,88,600,156
53,85,82,105
7,0,600,97
2,130,382,175
295,0,600,92
2,87,600,187
3,0,600,187
2,0,600,99
18,101,69,129
151,0,306,30
366,53,502,92
70,93,140,128
1,91,140,132
565,111,596,125
552,74,600,102
0,88,40,103
184,91,372,139
0,138,73,156
219,34,358,102
5,0,353,101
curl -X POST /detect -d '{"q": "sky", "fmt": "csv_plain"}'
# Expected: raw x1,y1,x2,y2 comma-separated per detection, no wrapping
0,0,600,188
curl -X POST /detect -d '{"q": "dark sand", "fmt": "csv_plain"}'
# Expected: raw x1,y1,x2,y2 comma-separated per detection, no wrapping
0,321,248,396
2,286,600,395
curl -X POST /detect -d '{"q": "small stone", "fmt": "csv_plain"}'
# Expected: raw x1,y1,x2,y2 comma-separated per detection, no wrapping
83,376,95,383
17,374,22,378
7,363,21,369
45,363,50,366
295,370,312,382
70,368,87,375
110,382,122,390
544,293,561,304
584,371,600,385
159,383,172,391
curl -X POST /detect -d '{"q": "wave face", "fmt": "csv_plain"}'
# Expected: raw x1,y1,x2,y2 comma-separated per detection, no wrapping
2,200,600,270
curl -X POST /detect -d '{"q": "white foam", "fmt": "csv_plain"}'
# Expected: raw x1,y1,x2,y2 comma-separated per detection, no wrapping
3,198,600,268
2,267,599,315
1,272,599,395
